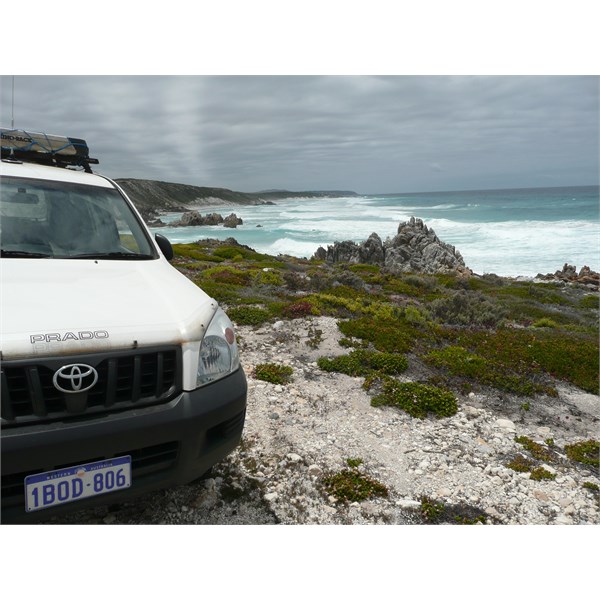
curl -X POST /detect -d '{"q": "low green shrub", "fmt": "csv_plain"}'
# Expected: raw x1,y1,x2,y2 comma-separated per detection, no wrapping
212,245,272,263
194,280,243,303
425,346,487,379
333,270,367,290
489,282,571,305
429,290,507,327
424,334,559,396
565,440,600,468
370,379,458,419
253,363,293,385
580,294,599,310
317,350,408,378
506,454,535,473
515,435,556,462
532,318,558,328
348,264,380,274
254,269,283,286
403,305,431,326
419,496,487,525
420,496,446,523
437,328,597,394
172,244,224,262
212,246,244,261
337,316,420,354
227,306,271,326
528,333,599,394
401,274,437,292
200,265,253,286
529,467,556,481
322,468,388,502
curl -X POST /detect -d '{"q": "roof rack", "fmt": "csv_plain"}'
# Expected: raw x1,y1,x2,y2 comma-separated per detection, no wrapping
1,128,99,173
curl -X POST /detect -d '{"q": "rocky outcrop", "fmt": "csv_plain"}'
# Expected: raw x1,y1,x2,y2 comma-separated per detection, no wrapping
314,217,470,275
169,211,243,228
536,264,599,290
223,213,244,228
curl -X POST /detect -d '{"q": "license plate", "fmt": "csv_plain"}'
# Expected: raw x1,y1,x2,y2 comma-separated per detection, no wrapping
25,456,131,513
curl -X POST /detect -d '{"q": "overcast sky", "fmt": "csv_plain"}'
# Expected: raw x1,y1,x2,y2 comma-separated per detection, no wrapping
1,75,597,194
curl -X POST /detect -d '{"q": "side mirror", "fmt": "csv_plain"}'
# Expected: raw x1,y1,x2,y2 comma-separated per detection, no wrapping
155,233,174,261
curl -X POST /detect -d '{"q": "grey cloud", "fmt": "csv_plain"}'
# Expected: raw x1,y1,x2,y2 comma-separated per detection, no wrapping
1,75,597,193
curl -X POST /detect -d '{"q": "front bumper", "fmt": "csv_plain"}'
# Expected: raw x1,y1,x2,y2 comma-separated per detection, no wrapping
0,368,247,524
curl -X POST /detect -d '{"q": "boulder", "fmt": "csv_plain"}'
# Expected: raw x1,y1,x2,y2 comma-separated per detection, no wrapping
203,212,225,226
176,210,206,226
170,211,231,227
223,213,243,228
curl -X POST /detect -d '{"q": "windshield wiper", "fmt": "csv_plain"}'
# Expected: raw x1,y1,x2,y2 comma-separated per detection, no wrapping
68,252,155,260
0,249,52,258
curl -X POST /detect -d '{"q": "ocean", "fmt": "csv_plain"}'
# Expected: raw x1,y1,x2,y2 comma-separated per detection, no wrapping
150,185,599,277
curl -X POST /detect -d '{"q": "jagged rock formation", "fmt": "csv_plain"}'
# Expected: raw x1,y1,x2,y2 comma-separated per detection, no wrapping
174,211,223,226
314,217,470,275
537,264,599,289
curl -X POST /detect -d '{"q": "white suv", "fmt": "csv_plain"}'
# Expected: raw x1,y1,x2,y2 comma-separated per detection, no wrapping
0,129,247,523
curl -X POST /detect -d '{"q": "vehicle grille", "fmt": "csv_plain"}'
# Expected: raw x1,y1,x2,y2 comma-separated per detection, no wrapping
1,347,182,425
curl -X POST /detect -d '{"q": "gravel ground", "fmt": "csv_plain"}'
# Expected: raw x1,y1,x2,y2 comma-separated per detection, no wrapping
43,316,599,526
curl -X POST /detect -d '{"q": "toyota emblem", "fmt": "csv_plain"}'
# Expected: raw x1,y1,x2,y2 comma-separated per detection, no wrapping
53,364,99,394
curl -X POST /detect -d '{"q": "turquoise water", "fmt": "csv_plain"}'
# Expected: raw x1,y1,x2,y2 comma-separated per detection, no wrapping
150,185,599,277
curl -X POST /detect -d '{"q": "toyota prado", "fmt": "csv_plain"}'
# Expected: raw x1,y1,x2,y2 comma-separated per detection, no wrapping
0,128,247,523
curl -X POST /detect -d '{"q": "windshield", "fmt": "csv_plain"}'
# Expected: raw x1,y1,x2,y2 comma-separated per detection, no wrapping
0,176,157,259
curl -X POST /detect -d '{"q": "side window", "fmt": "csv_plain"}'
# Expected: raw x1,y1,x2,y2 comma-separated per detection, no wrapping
105,197,144,253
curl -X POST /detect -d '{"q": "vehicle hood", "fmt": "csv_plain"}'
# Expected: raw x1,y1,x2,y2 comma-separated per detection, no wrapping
1,258,217,359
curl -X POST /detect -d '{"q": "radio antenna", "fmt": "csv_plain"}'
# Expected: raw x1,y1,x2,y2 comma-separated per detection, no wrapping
11,75,15,129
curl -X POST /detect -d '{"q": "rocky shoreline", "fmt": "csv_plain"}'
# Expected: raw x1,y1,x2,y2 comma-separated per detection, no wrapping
150,210,244,229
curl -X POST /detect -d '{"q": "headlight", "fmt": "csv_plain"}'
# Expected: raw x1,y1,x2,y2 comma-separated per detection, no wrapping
196,307,240,386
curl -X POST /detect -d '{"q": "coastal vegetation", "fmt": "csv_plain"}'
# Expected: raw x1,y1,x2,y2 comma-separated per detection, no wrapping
419,495,488,524
253,363,294,385
322,459,389,503
171,239,599,419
